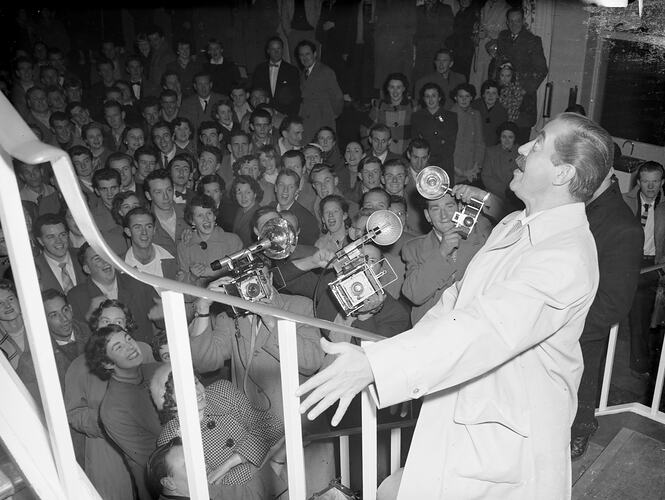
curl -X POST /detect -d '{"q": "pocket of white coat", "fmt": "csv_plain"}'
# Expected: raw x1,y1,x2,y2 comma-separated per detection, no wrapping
451,417,527,484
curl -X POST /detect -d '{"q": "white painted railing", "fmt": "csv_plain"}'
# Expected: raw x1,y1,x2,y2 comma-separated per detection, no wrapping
0,93,395,499
2,90,664,500
597,323,665,424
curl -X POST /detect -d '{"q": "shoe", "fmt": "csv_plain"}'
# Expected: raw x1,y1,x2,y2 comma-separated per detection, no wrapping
571,435,590,461
631,369,651,381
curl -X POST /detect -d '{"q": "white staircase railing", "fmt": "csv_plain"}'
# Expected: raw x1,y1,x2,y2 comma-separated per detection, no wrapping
597,324,665,424
1,90,664,499
0,92,389,500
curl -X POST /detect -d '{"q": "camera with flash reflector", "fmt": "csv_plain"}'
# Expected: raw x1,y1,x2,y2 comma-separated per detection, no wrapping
209,218,297,315
416,166,486,238
329,210,402,316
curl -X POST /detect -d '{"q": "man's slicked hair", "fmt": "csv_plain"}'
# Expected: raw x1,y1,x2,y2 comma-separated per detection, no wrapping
551,112,614,202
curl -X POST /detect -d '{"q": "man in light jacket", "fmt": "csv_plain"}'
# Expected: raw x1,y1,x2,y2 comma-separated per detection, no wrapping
298,112,614,500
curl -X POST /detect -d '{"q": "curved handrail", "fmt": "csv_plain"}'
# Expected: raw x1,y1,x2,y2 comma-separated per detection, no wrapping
0,94,382,342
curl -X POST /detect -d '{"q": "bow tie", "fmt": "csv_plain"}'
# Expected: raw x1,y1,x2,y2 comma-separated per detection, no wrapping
175,190,185,198
270,62,280,67
131,81,141,87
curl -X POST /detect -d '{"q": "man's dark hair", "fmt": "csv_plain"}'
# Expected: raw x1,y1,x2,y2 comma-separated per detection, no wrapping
49,111,71,128
279,115,303,135
407,138,431,155
251,205,279,230
33,213,67,240
151,120,174,138
123,206,155,229
198,145,224,164
250,108,272,124
143,168,173,197
146,436,182,498
637,161,665,179
197,173,226,194
282,149,305,167
68,144,93,160
92,168,121,190
362,188,391,208
106,151,135,170
134,145,159,162
506,7,524,20
434,48,454,61
265,36,284,51
295,39,317,55
198,120,222,135
139,96,160,114
42,288,66,304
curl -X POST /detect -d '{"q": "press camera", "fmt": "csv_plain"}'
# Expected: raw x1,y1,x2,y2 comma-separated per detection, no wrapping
416,166,486,238
329,210,402,316
209,218,297,315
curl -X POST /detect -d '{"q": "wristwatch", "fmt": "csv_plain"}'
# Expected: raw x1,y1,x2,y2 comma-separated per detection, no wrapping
194,310,210,318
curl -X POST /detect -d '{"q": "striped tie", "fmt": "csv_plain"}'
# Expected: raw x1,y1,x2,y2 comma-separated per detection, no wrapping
59,262,74,293
641,203,649,228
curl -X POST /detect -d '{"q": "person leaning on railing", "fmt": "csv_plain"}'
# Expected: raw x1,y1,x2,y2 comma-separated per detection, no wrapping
149,362,287,499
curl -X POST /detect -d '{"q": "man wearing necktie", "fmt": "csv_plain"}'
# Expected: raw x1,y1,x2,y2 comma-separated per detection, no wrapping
496,7,548,144
33,213,86,295
250,36,302,116
296,39,344,142
298,113,613,499
623,161,665,380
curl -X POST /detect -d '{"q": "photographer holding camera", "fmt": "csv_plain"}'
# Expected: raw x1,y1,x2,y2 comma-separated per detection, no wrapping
187,256,336,496
402,192,490,324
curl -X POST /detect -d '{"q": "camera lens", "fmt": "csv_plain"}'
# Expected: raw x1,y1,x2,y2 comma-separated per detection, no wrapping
463,216,474,228
351,282,365,296
245,282,261,298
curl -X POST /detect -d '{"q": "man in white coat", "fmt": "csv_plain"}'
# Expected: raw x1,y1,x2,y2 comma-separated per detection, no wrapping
298,112,614,500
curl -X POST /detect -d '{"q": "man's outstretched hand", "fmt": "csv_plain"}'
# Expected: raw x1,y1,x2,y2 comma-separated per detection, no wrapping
296,338,375,426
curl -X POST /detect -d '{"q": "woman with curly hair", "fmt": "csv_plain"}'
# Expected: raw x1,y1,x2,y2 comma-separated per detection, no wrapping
315,195,351,253
369,72,413,156
232,153,276,206
83,324,161,500
65,300,157,499
150,362,286,499
177,194,243,287
231,175,264,247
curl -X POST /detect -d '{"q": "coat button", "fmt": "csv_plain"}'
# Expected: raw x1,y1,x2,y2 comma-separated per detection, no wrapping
226,438,235,448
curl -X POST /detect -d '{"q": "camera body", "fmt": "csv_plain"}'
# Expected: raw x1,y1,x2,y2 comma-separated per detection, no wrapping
451,196,484,238
330,255,396,316
221,259,271,316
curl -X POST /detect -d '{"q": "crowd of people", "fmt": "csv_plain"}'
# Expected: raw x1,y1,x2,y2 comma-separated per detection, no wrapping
1,3,662,500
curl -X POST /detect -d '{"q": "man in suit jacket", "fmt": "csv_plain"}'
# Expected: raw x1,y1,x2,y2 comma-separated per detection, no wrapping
413,49,466,111
402,193,489,324
251,36,302,117
146,25,177,92
271,169,320,246
143,169,189,257
496,8,548,144
17,289,90,404
296,40,344,143
622,161,665,380
178,72,224,130
568,174,644,460
33,214,87,294
68,243,159,345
